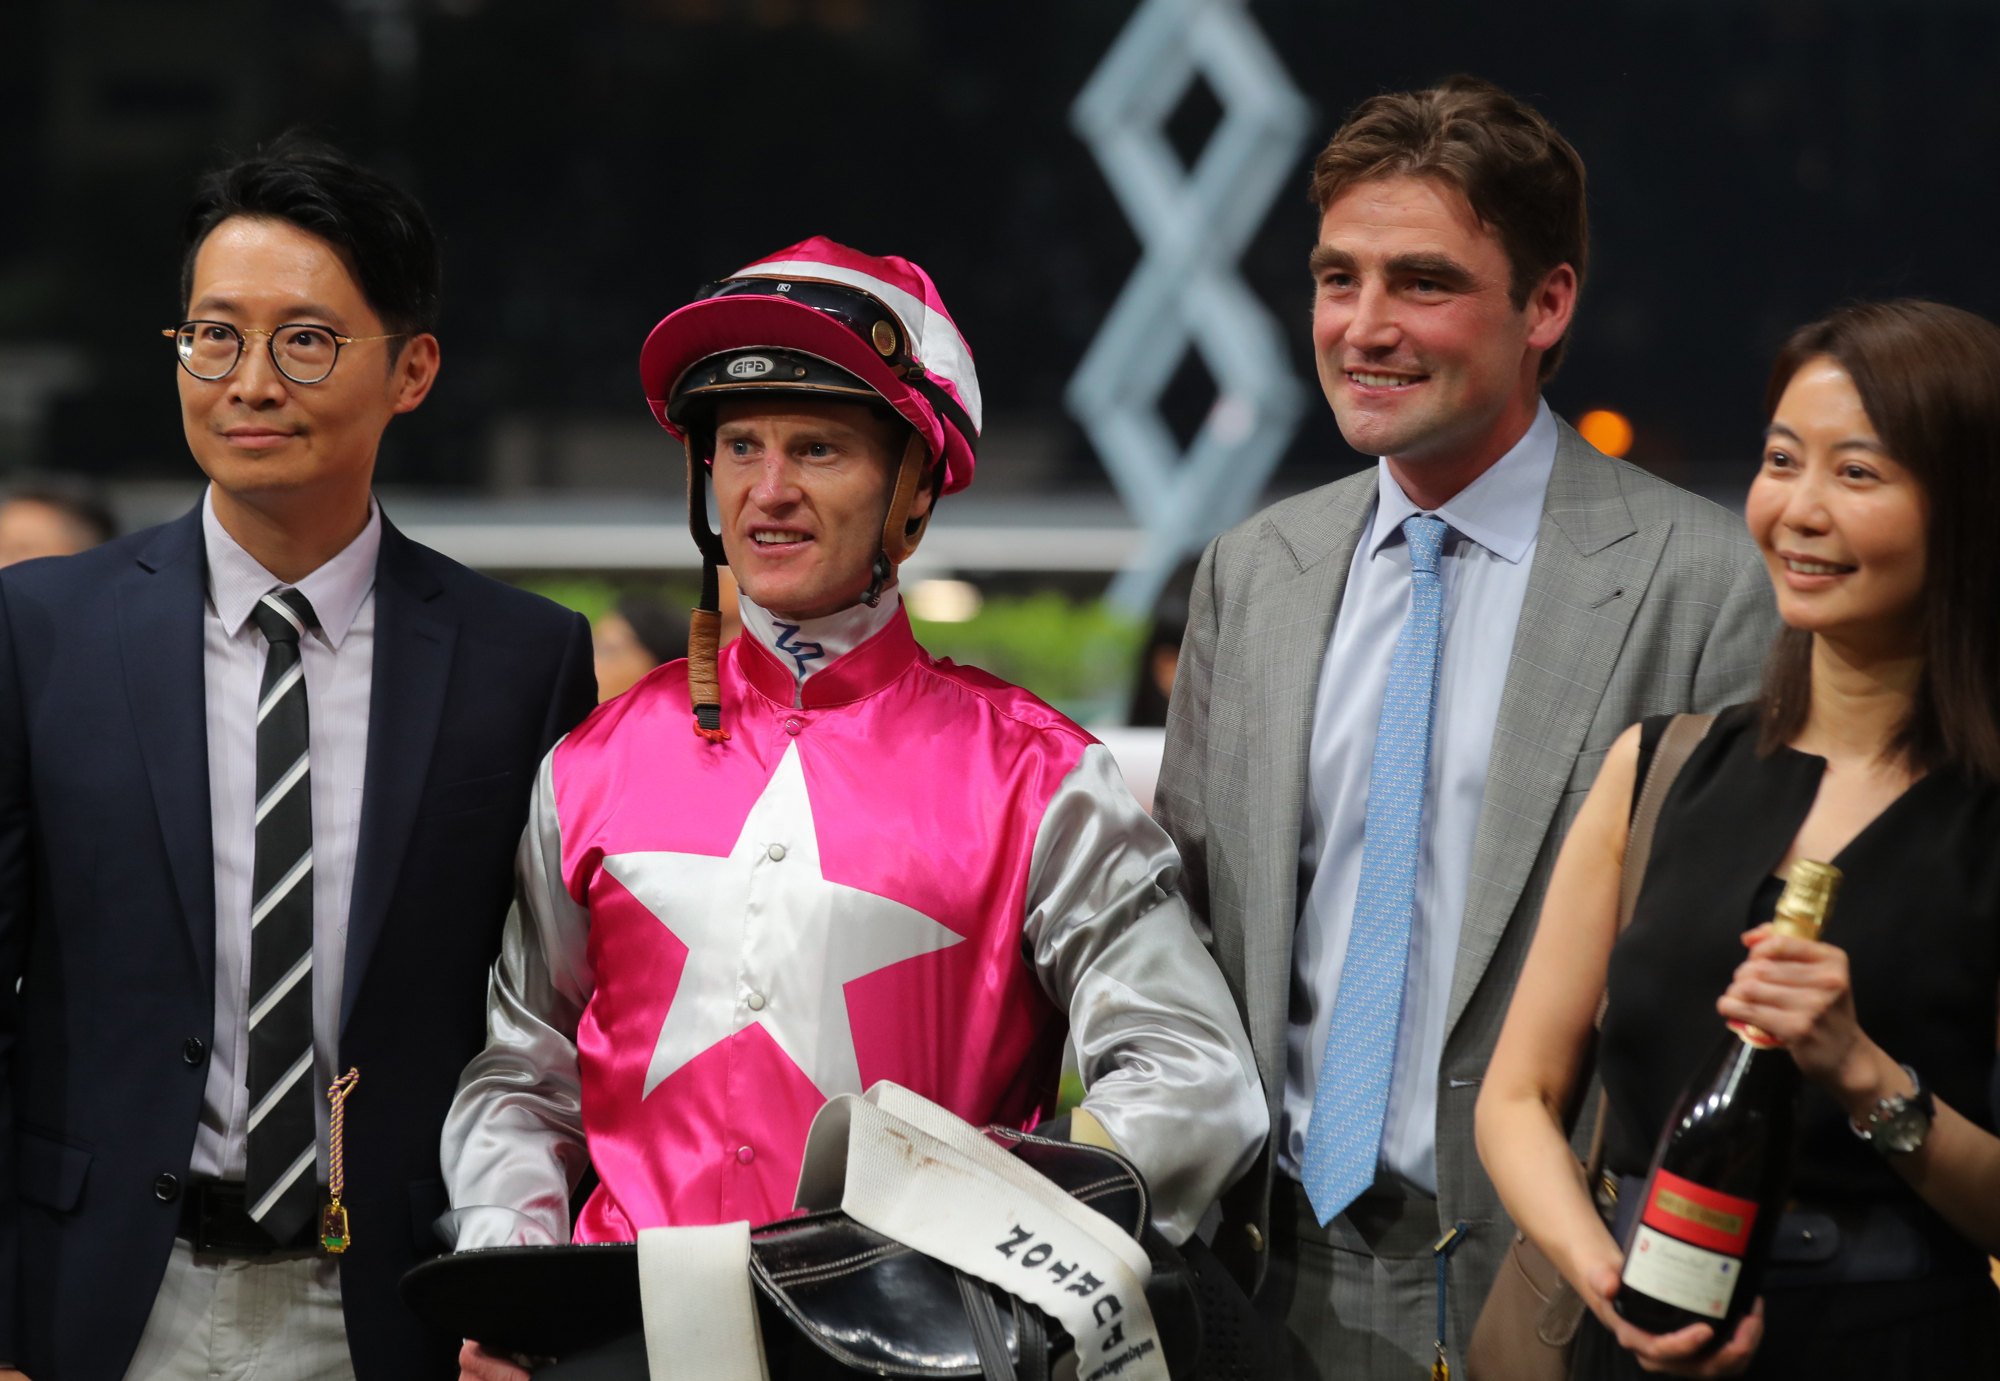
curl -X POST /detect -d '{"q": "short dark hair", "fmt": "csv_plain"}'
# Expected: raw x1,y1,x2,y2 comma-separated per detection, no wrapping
613,592,690,667
2,474,117,547
1309,76,1588,380
179,133,442,339
1758,299,2000,781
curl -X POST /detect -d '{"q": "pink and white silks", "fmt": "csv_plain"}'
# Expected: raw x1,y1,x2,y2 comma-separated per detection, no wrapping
440,595,1264,1250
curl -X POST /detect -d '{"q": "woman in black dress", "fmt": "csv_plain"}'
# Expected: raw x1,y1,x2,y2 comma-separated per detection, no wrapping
1475,299,2000,1379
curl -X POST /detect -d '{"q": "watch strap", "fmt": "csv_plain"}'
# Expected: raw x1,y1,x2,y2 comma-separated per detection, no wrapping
1849,1063,1934,1154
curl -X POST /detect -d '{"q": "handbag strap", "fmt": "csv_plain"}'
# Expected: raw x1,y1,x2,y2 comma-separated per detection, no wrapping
1615,712,1716,938
1582,712,1715,1176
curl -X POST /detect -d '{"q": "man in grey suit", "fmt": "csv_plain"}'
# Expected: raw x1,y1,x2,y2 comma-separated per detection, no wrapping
1152,76,1780,1378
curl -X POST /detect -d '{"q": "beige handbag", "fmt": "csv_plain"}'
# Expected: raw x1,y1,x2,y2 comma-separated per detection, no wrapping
1464,713,1713,1381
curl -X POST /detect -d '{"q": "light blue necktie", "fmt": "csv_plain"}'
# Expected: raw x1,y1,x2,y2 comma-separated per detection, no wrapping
1302,513,1448,1225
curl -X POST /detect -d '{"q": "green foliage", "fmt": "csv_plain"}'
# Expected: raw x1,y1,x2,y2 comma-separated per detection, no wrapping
1057,1068,1086,1115
518,577,694,626
511,577,1144,722
517,577,617,624
911,592,1142,722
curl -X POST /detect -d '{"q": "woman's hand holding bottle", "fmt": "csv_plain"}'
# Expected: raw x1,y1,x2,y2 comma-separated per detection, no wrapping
1718,924,1902,1108
1581,1261,1764,1377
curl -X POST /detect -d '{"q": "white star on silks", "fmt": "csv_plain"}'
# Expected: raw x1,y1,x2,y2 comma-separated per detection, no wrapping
603,743,964,1100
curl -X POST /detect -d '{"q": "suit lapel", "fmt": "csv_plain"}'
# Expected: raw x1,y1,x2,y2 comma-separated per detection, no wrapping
343,519,454,1034
115,509,216,979
1445,423,1665,1034
1238,478,1372,1072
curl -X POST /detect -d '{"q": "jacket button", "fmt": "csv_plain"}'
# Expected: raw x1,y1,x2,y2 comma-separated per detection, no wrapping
153,1173,181,1202
1244,1223,1265,1253
182,1037,206,1065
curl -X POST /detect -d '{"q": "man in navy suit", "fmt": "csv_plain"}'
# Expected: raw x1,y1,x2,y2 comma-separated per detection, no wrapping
0,138,596,1379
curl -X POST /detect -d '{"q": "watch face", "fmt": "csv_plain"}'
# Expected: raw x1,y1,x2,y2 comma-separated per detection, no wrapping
1877,1106,1930,1154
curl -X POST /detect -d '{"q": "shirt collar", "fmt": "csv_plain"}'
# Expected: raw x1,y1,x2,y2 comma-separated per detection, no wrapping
1364,398,1558,565
738,586,904,687
202,486,382,648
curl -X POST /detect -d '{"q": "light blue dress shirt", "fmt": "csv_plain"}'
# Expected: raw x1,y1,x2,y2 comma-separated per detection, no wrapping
1280,400,1558,1195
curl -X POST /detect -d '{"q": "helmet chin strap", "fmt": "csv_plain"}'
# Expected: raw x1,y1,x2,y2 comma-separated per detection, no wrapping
684,433,732,742
866,430,934,607
683,428,935,732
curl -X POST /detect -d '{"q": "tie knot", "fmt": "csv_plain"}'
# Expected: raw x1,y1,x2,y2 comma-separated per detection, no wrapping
1401,514,1447,577
251,589,319,647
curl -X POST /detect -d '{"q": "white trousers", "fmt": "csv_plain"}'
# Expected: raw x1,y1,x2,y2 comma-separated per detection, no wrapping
122,1237,353,1381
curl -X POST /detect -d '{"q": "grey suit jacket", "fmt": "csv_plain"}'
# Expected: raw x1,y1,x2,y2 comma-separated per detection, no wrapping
1152,419,1781,1349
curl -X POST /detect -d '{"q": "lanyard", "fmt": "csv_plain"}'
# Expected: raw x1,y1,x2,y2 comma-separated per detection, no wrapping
1431,1220,1470,1380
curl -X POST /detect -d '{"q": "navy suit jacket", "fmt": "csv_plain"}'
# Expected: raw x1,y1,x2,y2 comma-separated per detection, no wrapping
0,505,596,1379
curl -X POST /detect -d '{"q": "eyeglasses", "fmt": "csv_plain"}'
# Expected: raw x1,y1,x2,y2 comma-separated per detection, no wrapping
162,320,406,385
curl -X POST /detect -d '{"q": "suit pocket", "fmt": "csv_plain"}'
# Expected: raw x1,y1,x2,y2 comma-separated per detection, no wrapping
420,770,528,822
1564,744,1612,795
17,1127,92,1212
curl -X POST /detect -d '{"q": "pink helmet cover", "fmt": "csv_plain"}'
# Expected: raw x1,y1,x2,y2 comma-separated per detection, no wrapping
640,237,981,494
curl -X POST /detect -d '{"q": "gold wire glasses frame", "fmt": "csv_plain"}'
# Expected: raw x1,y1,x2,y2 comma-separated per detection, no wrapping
162,320,406,386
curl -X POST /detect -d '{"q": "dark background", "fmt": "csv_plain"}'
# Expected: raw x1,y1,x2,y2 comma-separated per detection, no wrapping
5,0,1997,519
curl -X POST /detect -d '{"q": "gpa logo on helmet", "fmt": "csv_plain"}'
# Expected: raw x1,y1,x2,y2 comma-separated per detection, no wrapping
726,355,775,379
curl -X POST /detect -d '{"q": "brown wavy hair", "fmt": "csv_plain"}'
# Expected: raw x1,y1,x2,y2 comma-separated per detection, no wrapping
1757,300,2000,781
1308,75,1588,381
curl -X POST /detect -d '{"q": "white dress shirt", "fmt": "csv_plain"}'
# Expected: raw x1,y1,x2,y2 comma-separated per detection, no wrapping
1280,400,1558,1194
192,490,380,1183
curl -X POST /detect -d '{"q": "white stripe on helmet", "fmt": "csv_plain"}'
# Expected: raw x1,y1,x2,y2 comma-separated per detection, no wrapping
732,258,983,433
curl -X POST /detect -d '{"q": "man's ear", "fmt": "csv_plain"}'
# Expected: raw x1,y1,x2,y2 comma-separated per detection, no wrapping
390,333,442,415
1524,263,1578,356
907,467,939,526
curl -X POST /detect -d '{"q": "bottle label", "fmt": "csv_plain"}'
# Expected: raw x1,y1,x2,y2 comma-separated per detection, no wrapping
1639,1168,1759,1255
1620,1169,1758,1320
1621,1224,1740,1320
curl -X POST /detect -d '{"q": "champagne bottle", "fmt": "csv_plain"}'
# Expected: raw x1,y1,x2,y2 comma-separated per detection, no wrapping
1613,859,1841,1342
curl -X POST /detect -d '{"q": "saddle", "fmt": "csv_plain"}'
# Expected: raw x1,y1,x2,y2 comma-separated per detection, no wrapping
404,1085,1269,1380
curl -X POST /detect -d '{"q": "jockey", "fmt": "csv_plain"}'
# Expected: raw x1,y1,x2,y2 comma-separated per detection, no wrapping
441,239,1264,1373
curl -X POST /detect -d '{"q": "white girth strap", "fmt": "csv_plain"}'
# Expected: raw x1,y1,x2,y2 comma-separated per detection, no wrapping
637,1221,768,1381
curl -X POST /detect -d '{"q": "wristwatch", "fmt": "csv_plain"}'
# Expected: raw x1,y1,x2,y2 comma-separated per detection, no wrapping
1849,1063,1934,1155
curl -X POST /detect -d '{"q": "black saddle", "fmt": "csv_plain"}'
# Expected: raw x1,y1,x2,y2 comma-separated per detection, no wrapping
404,1129,1270,1379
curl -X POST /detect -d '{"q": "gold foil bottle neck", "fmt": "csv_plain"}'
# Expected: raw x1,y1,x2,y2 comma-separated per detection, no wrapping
1772,859,1841,941
1729,858,1844,1045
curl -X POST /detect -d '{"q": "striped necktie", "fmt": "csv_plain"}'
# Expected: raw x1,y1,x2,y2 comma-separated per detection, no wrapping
1302,513,1448,1224
244,588,320,1242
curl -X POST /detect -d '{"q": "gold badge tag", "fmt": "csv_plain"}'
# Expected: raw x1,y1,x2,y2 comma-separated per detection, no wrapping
320,1201,351,1254
322,1067,360,1255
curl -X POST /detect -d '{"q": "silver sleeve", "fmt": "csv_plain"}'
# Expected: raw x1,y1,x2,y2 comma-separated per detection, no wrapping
1024,743,1267,1243
437,748,595,1250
